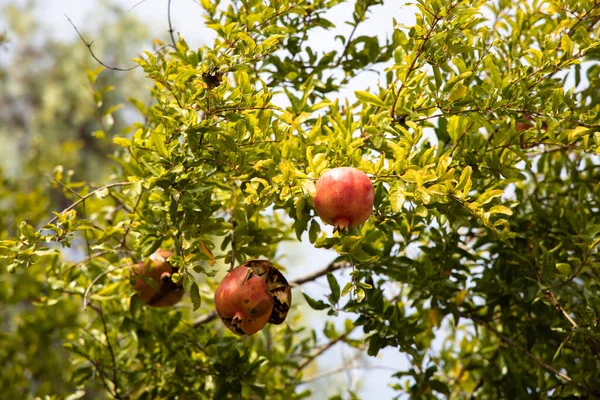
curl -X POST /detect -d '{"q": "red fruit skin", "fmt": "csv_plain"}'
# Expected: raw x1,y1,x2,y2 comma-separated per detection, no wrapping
516,114,547,132
313,167,374,230
131,250,184,308
214,266,274,335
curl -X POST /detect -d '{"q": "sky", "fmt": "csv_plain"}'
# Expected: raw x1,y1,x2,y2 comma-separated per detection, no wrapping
3,0,421,398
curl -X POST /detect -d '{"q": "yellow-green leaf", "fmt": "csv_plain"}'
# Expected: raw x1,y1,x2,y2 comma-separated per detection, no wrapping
355,90,386,107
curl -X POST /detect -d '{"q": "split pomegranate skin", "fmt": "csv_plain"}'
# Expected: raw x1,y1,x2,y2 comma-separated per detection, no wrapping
313,167,374,231
214,260,292,336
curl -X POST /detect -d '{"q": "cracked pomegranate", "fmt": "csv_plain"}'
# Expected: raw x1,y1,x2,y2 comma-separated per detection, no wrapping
131,250,184,307
214,260,291,336
313,167,374,231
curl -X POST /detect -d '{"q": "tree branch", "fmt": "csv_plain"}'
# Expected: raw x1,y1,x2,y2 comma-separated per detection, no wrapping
297,331,350,371
292,260,351,285
333,4,370,68
83,266,127,310
298,361,396,384
66,15,137,72
66,15,171,71
390,2,459,120
42,182,133,229
58,250,112,278
120,189,145,249
88,304,122,399
167,0,177,48
536,271,578,329
229,219,237,272
471,316,574,384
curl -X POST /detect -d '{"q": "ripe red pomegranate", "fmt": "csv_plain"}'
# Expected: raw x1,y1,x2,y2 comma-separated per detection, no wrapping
313,167,374,231
214,260,291,336
131,249,184,308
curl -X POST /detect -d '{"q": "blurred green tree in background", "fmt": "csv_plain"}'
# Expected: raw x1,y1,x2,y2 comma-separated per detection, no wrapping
0,2,148,397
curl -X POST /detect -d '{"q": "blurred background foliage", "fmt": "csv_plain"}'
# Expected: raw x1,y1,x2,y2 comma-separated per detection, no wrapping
0,2,148,397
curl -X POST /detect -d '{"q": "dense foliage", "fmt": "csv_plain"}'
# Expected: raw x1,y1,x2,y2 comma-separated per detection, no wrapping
2,0,600,398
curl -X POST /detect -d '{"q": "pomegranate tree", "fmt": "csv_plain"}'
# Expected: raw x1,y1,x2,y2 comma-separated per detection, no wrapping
313,167,374,231
214,260,292,336
131,249,185,307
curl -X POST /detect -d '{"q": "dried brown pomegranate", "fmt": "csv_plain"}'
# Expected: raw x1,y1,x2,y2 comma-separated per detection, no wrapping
131,249,184,308
313,167,374,231
214,260,292,336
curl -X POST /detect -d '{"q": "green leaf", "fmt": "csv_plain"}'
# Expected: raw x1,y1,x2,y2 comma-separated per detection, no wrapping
415,205,428,217
355,288,366,303
350,249,379,263
95,187,109,199
389,182,406,213
568,126,589,143
237,32,256,50
456,166,472,191
489,205,513,215
327,273,340,304
150,125,169,159
561,34,573,55
308,220,320,244
476,189,504,206
447,83,467,102
302,293,329,310
130,294,143,318
262,34,285,48
342,282,353,297
355,90,386,107
191,282,201,311
113,137,132,147
556,263,572,276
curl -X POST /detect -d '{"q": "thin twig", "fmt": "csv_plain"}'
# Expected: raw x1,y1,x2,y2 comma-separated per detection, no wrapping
66,15,171,71
299,362,396,384
42,182,132,229
88,304,122,399
120,189,145,249
128,0,148,12
82,201,94,289
334,4,370,67
192,311,219,326
536,271,578,329
390,2,459,120
52,177,84,199
108,193,133,214
66,15,137,71
293,261,352,285
229,220,237,272
74,351,117,398
167,0,177,48
58,250,112,278
471,316,574,383
297,331,350,371
83,266,127,310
